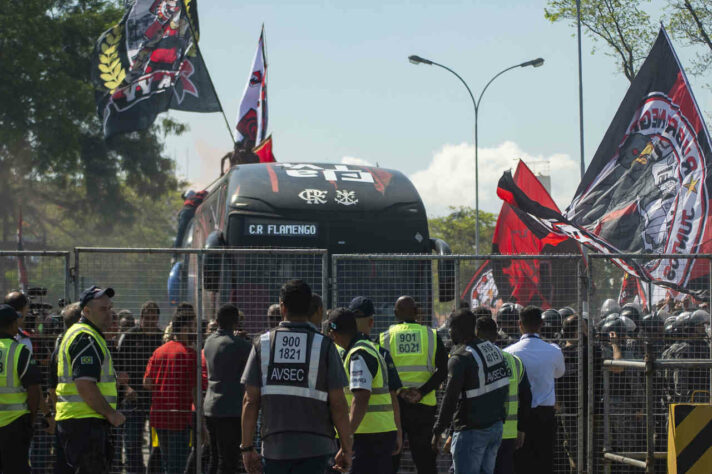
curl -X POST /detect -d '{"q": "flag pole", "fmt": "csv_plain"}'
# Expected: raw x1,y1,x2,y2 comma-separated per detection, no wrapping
576,0,585,179
181,0,235,144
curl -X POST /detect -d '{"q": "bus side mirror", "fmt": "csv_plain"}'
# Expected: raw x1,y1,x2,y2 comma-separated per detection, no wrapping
204,231,226,292
431,238,455,302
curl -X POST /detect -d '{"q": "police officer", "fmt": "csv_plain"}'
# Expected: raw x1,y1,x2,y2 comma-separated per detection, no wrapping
432,309,509,474
475,316,532,474
328,307,398,473
55,286,125,473
541,309,562,343
0,304,41,473
662,309,710,404
241,280,353,473
601,315,643,473
379,295,447,474
495,303,520,348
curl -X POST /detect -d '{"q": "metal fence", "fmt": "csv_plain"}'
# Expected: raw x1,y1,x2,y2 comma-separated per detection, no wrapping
1,248,711,473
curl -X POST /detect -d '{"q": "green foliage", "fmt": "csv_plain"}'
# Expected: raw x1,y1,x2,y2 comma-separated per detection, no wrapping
0,0,185,247
668,0,712,78
545,0,712,85
429,206,497,255
429,206,497,315
545,0,655,82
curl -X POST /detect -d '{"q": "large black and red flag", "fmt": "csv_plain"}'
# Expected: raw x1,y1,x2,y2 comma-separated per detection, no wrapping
461,260,500,310
491,160,580,308
92,0,221,138
497,27,712,298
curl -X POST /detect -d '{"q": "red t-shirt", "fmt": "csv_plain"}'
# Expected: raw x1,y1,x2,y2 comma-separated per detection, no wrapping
144,340,197,430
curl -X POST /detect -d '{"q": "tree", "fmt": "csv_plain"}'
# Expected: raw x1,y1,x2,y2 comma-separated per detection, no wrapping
545,0,655,82
668,0,712,76
545,1,712,85
429,206,497,310
0,0,185,248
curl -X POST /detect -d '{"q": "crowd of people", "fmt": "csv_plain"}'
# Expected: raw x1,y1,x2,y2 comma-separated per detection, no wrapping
0,282,709,474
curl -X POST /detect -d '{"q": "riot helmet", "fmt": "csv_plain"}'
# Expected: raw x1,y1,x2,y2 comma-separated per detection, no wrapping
621,304,643,329
541,309,562,340
601,314,626,339
600,299,621,319
640,314,664,338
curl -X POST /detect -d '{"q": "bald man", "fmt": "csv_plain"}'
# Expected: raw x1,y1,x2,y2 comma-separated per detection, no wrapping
380,296,448,474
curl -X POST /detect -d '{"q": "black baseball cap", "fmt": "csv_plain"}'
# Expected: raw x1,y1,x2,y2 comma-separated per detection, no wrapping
0,304,20,325
327,308,357,334
348,296,375,318
79,286,115,309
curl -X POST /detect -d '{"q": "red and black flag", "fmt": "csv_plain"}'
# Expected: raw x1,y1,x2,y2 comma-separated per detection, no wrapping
235,27,268,151
497,27,712,298
462,260,499,310
491,160,580,308
92,0,221,138
253,135,275,163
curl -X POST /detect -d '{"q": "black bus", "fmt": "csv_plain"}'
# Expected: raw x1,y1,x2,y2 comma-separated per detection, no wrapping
169,162,453,332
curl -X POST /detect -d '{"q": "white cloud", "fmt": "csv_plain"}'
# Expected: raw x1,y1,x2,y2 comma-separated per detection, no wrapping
340,156,375,166
409,141,579,217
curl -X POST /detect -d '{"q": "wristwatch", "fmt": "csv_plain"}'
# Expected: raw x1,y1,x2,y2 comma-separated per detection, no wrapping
239,444,255,452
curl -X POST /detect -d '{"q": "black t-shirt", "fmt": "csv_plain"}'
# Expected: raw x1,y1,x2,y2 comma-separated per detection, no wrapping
0,335,41,388
116,325,163,407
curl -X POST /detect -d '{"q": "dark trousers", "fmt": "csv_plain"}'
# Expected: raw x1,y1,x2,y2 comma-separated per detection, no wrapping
57,418,113,474
263,455,331,474
351,431,396,474
392,402,437,474
514,406,555,474
155,428,191,474
0,414,33,474
494,437,515,474
206,416,243,474
55,430,73,474
123,409,148,474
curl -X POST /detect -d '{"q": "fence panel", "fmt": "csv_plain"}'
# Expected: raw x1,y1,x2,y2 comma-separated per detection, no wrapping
73,248,326,474
589,254,712,473
0,251,69,473
332,254,585,474
16,249,710,473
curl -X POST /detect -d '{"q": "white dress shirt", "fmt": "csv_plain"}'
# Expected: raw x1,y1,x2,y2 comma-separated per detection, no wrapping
505,333,565,408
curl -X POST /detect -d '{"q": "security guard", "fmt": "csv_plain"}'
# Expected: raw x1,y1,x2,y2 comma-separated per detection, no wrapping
379,295,447,474
0,304,41,473
433,309,510,474
241,280,353,474
475,316,532,474
55,286,125,473
328,308,397,473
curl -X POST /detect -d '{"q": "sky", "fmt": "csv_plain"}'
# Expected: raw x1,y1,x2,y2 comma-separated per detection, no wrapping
165,0,712,217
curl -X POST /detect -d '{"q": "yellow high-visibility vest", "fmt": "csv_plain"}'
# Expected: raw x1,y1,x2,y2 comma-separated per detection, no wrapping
56,323,117,421
343,339,397,434
0,338,29,427
502,351,523,439
380,322,437,406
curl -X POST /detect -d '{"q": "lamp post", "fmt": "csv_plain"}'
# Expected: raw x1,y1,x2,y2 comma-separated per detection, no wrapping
409,55,544,255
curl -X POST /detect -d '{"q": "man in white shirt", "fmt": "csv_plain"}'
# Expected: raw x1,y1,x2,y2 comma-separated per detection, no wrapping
505,305,565,474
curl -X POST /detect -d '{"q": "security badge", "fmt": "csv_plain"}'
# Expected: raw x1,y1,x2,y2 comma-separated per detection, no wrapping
269,332,309,384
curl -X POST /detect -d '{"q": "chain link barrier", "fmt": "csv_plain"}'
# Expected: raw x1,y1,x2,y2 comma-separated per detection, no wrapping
1,249,710,473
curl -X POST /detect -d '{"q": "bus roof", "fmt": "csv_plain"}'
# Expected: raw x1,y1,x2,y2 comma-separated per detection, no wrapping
226,162,426,215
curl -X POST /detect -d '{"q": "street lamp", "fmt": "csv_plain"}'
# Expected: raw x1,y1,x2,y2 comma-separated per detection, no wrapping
409,55,544,255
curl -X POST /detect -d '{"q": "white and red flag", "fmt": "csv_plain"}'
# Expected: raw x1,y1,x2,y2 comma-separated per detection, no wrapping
235,27,268,149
